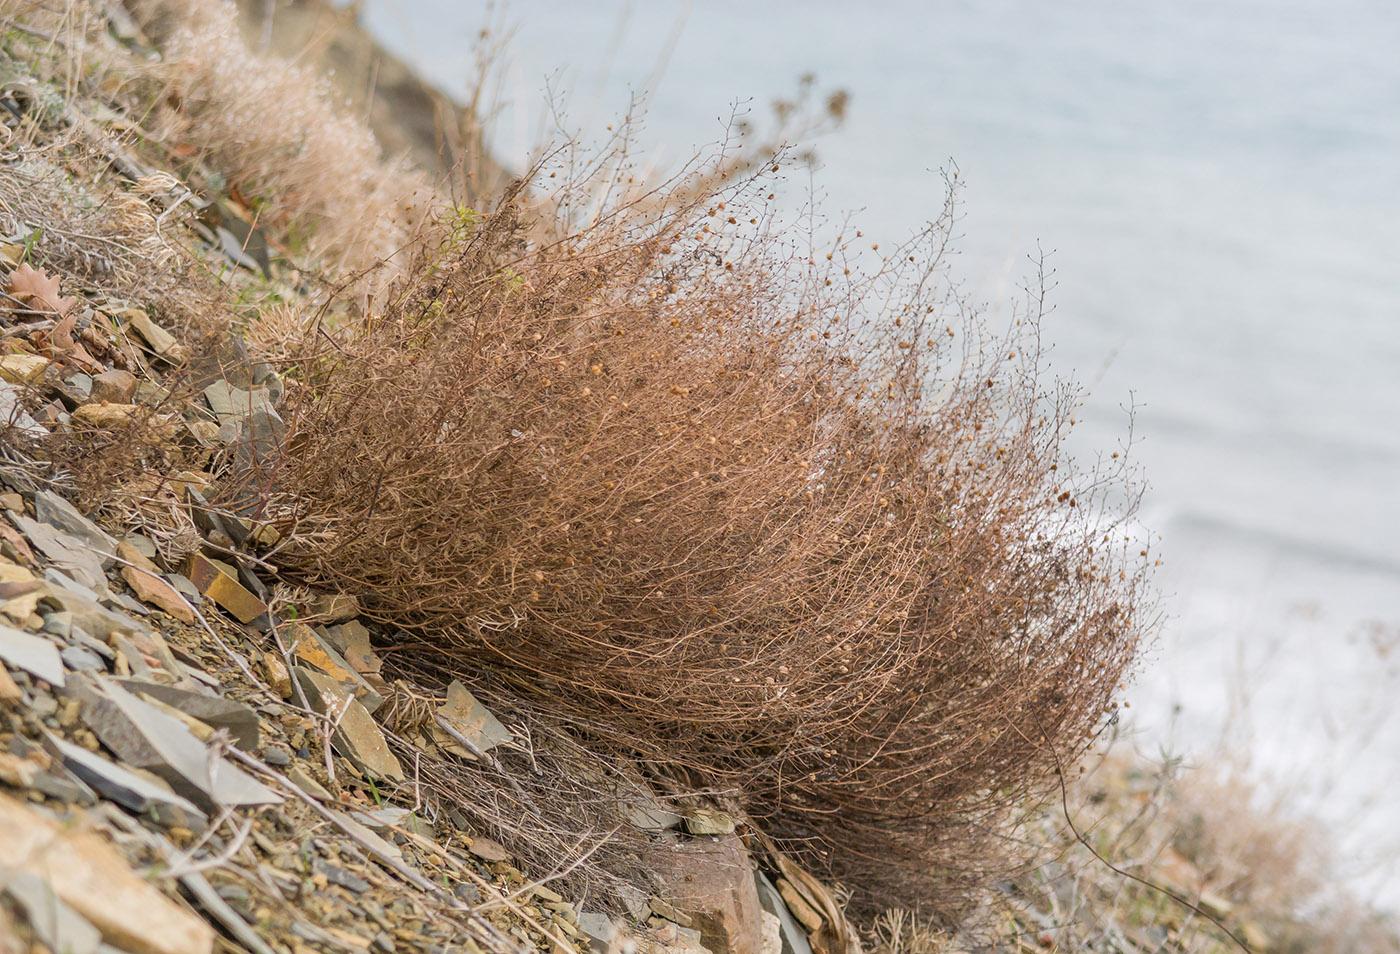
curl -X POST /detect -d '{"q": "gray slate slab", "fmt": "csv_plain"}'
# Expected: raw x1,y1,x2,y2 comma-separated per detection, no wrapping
0,624,65,687
43,731,207,829
76,677,281,809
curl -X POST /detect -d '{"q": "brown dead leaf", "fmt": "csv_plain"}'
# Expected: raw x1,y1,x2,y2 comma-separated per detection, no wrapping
48,311,104,373
2,263,77,316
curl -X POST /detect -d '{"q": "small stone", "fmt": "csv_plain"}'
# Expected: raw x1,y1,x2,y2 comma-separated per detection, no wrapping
260,650,293,698
0,750,40,787
103,590,151,617
184,420,220,444
314,858,370,893
0,565,44,622
203,380,274,424
288,765,333,802
184,553,267,623
118,542,195,623
433,680,511,757
119,679,260,749
60,644,107,672
55,373,92,407
328,620,381,676
69,402,177,438
30,689,58,720
467,837,510,863
683,808,737,836
0,664,21,705
168,573,203,603
0,623,66,687
122,308,189,362
0,493,22,512
452,882,482,905
33,491,118,562
576,914,620,953
41,612,74,637
650,898,694,928
121,533,158,562
0,353,49,384
87,369,137,405
16,515,109,594
307,593,361,623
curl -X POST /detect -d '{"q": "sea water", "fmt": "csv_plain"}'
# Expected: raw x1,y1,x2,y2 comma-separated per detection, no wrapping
362,0,1400,900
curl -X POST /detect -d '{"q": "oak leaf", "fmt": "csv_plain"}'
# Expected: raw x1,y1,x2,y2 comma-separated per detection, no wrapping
3,263,77,316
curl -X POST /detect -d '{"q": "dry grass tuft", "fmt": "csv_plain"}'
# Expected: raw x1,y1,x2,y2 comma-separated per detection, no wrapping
223,139,1156,914
121,0,435,277
991,751,1400,954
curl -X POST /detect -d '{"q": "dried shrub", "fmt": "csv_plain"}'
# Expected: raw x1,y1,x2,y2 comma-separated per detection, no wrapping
227,142,1154,915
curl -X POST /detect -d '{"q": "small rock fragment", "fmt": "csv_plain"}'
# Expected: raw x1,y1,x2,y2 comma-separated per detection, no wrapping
87,369,137,404
0,664,21,704
184,553,267,623
326,619,381,676
287,765,333,801
433,680,512,757
118,679,260,749
0,750,40,787
307,592,361,622
0,623,65,687
32,491,118,562
260,650,293,698
314,858,370,893
0,353,49,385
203,380,274,424
14,513,109,594
73,403,179,438
684,808,737,836
60,644,107,672
122,308,189,362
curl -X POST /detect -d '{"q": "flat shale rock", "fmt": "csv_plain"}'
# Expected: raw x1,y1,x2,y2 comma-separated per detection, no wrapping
75,676,282,809
0,622,66,686
295,667,404,781
43,731,207,828
0,792,214,954
118,678,261,749
184,552,267,623
433,680,512,757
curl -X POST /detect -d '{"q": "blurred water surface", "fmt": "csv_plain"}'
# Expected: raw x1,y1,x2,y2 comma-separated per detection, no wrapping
362,0,1400,899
